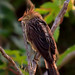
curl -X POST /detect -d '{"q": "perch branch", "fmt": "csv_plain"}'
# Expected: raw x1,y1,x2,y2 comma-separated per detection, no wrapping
0,47,23,75
50,0,70,60
21,21,40,75
58,51,75,69
51,0,70,34
21,21,32,75
31,53,41,75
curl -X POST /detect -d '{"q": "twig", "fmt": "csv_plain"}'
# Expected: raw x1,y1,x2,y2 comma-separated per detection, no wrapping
31,53,41,75
21,19,41,75
0,47,23,75
51,0,70,34
9,68,19,75
26,0,35,9
50,0,70,60
21,21,40,75
21,21,32,75
58,51,75,69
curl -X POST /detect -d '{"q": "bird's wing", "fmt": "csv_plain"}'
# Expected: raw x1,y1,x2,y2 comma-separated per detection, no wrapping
26,17,55,63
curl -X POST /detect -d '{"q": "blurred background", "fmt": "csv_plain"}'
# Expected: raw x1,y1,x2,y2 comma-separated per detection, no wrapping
0,0,75,75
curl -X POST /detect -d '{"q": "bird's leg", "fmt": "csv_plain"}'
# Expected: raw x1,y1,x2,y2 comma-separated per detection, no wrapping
31,52,41,74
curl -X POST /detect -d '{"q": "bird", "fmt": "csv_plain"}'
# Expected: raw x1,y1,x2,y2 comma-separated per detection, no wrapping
18,8,59,75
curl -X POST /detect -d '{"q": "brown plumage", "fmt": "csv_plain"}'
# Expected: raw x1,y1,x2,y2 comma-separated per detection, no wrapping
18,8,59,75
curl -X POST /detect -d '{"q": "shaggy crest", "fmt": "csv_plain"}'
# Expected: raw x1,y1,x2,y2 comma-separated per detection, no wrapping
23,7,34,16
18,7,34,21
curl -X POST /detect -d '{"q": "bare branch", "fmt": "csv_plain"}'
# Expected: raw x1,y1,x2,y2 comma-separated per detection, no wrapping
0,47,23,75
21,21,32,75
26,0,35,9
51,0,70,34
21,21,40,75
31,53,41,75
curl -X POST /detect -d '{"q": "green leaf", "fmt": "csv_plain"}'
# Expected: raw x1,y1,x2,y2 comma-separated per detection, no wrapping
6,50,20,55
54,0,62,6
41,2,56,9
0,63,7,69
44,12,54,24
5,50,27,65
14,55,27,65
0,71,6,75
25,72,29,75
64,11,69,17
35,8,49,14
21,69,29,75
53,27,60,42
56,45,75,67
68,0,72,10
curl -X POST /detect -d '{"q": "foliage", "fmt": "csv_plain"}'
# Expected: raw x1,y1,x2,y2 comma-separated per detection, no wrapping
53,26,60,42
57,45,75,67
0,0,26,75
0,0,25,50
35,0,73,24
0,0,75,75
35,0,73,43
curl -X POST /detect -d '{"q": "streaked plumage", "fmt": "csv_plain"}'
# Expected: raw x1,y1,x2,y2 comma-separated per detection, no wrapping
18,8,59,75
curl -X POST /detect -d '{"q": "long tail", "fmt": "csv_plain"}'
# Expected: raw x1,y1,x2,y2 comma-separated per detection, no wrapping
47,62,59,75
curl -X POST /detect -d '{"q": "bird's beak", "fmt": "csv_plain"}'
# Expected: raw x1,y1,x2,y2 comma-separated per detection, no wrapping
18,17,23,21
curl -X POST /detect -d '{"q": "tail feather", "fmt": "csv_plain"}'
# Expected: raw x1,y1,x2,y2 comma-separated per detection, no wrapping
47,62,59,75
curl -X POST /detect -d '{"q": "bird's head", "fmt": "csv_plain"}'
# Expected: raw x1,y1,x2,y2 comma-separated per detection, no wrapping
18,7,42,24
